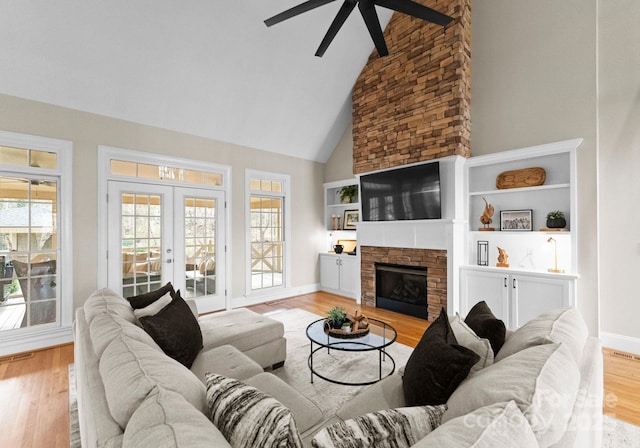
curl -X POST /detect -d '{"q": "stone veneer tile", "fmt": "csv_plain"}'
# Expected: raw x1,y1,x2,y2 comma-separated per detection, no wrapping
360,246,447,322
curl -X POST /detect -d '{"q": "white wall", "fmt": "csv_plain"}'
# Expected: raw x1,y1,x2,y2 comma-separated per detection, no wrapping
471,0,599,335
0,93,325,310
324,122,355,182
598,1,640,352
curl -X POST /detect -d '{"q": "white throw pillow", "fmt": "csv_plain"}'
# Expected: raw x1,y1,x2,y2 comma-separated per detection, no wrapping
312,405,446,448
415,401,538,448
443,342,580,447
133,292,172,319
449,314,494,373
495,307,588,363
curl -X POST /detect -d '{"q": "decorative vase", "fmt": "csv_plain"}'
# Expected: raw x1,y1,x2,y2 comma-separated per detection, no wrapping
546,217,566,229
333,244,344,254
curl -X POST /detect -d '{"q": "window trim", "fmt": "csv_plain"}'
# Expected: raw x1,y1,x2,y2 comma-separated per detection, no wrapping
245,169,292,297
0,130,73,356
97,145,232,294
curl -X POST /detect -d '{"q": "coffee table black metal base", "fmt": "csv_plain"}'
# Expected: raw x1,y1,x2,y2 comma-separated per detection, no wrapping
306,318,397,386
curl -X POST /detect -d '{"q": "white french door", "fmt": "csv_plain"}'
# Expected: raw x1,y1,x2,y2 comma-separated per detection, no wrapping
107,181,226,313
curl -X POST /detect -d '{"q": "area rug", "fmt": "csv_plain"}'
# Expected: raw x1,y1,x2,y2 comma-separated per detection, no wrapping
68,308,640,447
267,308,414,416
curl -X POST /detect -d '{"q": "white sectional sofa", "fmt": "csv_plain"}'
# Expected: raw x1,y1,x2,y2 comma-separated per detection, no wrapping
73,288,323,448
74,287,603,448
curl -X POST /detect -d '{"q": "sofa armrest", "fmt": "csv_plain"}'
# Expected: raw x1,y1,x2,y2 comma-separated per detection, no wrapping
185,298,199,318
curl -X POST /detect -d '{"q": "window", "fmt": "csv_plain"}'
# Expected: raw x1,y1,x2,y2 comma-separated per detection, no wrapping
0,131,72,354
247,171,290,294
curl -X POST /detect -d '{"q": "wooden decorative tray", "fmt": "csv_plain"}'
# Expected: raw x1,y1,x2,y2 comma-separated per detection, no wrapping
496,167,546,189
323,316,370,339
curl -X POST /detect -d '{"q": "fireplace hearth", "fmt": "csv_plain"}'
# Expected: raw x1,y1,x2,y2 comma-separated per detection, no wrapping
375,263,428,320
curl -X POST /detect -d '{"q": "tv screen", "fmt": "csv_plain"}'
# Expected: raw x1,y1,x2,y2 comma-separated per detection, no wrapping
360,162,441,221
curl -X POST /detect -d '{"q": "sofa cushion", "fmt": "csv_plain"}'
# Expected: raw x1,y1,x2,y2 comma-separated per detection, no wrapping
443,342,580,447
402,308,479,406
99,335,207,428
138,291,203,368
495,307,588,363
312,405,446,448
199,308,284,354
336,373,407,421
84,288,137,325
243,372,324,434
416,401,538,448
205,373,303,448
122,386,231,448
190,344,263,383
126,282,175,309
89,311,161,358
464,301,506,355
449,314,494,374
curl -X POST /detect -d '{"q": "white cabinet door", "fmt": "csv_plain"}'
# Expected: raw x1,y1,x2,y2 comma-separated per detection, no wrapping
512,274,573,328
339,256,360,298
460,269,509,324
320,255,341,291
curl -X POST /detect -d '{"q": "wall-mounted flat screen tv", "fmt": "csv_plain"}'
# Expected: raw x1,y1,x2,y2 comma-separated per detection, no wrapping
360,162,441,221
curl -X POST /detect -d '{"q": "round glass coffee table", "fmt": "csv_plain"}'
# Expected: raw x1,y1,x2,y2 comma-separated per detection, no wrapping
305,318,397,386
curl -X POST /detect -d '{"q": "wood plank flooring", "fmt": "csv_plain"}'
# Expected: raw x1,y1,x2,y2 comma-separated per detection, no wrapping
0,291,637,448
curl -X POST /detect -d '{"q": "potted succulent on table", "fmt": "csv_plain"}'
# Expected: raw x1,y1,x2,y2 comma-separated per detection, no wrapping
546,210,567,229
326,306,348,329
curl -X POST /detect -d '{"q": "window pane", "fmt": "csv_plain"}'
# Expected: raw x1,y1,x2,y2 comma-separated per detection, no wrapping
0,175,59,330
138,163,160,179
183,170,203,184
31,150,57,169
0,146,28,166
111,159,136,176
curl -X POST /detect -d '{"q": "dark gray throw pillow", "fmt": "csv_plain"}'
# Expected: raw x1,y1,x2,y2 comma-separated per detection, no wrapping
138,290,203,368
126,282,175,309
464,301,506,355
402,308,479,406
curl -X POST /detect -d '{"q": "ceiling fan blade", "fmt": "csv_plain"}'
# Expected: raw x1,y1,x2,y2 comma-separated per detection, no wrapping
315,1,358,57
358,0,388,56
375,0,453,26
265,0,337,27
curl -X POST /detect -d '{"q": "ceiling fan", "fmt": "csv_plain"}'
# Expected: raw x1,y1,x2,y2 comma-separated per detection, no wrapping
264,0,453,57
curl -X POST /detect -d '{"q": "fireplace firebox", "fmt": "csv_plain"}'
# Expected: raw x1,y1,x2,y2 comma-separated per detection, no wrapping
375,263,428,320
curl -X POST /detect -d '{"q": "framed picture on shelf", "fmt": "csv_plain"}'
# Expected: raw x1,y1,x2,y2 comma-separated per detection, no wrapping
343,210,359,230
500,209,533,231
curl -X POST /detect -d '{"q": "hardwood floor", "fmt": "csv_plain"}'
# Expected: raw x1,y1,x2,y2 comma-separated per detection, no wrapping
0,291,637,447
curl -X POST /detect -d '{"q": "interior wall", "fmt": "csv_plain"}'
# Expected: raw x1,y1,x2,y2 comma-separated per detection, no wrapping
0,93,325,310
471,0,599,335
598,1,640,347
324,122,355,183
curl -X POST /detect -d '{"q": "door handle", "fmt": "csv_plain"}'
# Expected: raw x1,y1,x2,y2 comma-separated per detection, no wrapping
513,278,517,289
165,259,173,264
504,278,507,288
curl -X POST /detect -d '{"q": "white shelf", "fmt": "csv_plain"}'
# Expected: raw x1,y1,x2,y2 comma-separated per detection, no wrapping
469,183,570,197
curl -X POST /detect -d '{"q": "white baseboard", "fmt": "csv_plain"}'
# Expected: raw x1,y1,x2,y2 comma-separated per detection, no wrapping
231,283,320,309
600,331,640,356
0,325,73,357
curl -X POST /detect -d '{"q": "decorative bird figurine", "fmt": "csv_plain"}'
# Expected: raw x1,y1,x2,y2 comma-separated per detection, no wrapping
479,197,495,230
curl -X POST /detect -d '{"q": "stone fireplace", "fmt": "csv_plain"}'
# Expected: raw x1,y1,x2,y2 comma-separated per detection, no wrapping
361,246,447,322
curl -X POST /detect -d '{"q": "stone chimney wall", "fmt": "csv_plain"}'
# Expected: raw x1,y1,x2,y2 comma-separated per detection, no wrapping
352,0,472,174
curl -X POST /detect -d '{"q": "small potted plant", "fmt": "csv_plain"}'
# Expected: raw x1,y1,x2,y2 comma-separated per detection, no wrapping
546,210,567,229
338,185,358,204
326,306,348,329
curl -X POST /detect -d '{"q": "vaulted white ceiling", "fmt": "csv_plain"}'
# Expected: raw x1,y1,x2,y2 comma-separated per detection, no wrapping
0,1,393,162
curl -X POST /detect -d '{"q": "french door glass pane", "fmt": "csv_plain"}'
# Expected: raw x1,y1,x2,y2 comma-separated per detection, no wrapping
0,176,58,331
250,195,283,290
121,193,163,297
184,197,216,298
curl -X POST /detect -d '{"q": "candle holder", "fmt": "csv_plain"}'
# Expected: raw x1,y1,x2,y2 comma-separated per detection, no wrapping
547,237,564,273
